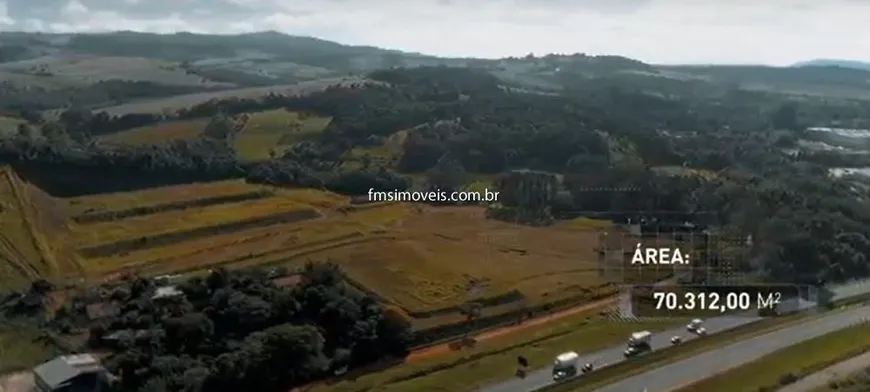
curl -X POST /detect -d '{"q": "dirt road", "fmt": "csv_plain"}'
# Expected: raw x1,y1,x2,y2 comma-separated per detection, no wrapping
0,371,33,392
406,296,617,362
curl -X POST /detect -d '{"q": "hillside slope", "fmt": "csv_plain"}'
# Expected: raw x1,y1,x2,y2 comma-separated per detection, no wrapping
792,59,870,70
4,31,870,113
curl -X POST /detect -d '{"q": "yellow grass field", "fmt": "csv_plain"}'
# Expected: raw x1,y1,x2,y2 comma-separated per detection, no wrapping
341,130,408,169
233,109,332,162
95,109,331,162
98,118,209,145
0,115,25,135
65,179,275,216
0,168,50,289
47,178,613,314
0,167,670,333
69,196,320,247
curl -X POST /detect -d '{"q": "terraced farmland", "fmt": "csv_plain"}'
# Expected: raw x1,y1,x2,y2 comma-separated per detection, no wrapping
0,167,81,289
24,178,602,325
0,170,691,333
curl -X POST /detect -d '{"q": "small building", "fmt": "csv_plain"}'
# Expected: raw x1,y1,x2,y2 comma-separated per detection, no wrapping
32,354,109,392
151,285,184,301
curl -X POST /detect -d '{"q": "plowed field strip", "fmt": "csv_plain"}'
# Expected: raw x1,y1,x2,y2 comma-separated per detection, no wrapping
118,232,364,274
73,190,273,224
136,234,380,276
78,209,321,258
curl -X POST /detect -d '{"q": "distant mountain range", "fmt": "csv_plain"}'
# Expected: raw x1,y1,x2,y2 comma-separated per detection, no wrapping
2,30,870,110
792,59,870,71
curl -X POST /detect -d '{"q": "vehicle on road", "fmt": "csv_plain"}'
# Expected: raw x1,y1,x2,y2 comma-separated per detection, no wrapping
670,335,682,345
687,318,704,332
625,331,653,357
581,363,594,373
628,330,652,345
552,351,579,381
696,326,707,335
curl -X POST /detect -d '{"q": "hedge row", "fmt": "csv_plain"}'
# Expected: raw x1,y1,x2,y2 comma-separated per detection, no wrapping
406,290,526,319
412,285,616,347
73,190,274,224
78,208,321,257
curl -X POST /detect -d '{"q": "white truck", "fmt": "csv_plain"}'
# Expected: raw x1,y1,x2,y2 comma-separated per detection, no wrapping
552,351,579,381
624,331,652,357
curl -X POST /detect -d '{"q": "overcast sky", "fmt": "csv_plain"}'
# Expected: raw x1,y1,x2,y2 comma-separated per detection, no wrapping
1,0,868,65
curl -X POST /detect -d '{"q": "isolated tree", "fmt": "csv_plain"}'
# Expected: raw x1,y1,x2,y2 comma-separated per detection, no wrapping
426,154,466,195
458,301,483,338
771,103,799,130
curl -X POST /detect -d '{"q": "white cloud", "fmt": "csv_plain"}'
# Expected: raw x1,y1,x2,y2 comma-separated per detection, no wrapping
0,1,13,26
62,0,88,15
1,0,869,65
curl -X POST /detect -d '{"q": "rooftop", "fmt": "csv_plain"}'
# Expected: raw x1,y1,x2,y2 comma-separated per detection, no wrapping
33,354,105,390
151,285,184,299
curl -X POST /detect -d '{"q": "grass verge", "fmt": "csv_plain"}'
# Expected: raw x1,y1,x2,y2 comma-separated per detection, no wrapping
812,368,870,392
0,328,54,373
306,313,685,392
541,311,826,392
676,319,870,392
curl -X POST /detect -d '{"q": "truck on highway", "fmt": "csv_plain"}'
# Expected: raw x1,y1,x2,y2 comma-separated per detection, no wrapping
624,331,652,357
552,351,579,381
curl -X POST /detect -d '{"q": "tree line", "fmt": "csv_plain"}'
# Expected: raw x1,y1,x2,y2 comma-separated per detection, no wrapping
49,264,413,392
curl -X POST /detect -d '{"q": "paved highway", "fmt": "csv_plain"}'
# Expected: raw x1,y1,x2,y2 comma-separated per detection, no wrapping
476,298,814,392
478,315,764,392
476,279,866,392
593,304,870,392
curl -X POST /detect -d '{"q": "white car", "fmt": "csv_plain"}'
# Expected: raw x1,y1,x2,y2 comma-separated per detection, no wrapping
670,335,682,344
581,363,594,373
686,318,703,332
696,327,707,335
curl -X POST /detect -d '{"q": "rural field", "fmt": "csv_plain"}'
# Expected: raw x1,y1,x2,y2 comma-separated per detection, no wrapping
93,76,371,116
0,167,635,331
0,54,231,88
0,163,692,334
0,115,26,136
98,109,333,162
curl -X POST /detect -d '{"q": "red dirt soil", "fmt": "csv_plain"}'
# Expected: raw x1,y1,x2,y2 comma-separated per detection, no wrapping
406,296,617,361
291,297,616,392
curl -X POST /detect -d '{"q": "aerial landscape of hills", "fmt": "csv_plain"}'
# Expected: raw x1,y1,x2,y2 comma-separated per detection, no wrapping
1,30,870,392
